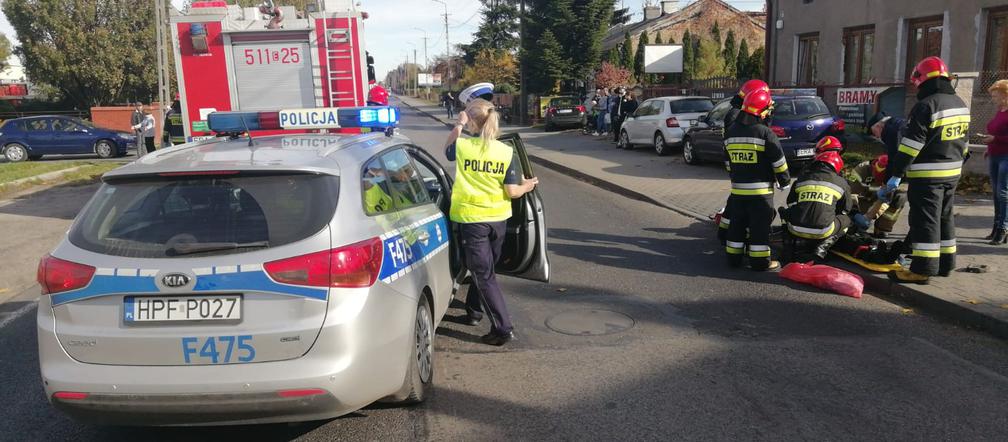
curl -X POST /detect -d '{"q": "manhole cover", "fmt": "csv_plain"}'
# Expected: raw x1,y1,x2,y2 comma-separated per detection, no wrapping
545,309,635,336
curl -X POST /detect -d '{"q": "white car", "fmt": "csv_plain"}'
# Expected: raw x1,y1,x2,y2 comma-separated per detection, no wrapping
618,96,715,156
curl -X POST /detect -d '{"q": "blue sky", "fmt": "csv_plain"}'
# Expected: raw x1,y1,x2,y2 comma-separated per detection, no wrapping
0,1,764,80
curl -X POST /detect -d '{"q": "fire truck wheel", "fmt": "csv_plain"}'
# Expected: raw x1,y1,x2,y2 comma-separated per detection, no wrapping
95,140,114,159
3,143,28,162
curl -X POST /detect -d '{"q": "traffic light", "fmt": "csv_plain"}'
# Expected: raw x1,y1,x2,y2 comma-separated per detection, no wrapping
366,51,376,83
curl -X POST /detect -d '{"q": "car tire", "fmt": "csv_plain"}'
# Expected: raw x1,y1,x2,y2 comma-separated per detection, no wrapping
3,143,28,162
95,140,114,159
400,296,434,404
654,133,669,156
618,130,631,150
683,138,700,165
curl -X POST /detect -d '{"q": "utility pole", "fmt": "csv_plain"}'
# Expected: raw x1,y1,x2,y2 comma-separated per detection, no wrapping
519,0,526,125
414,49,419,96
154,0,172,149
432,0,450,89
414,27,429,70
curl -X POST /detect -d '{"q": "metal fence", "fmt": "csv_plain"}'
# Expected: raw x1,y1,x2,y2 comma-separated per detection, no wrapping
969,71,1007,141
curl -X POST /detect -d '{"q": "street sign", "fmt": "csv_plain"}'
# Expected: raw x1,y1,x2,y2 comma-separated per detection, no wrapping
418,73,442,87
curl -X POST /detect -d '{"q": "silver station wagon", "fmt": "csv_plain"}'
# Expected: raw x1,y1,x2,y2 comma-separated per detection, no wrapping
35,107,549,426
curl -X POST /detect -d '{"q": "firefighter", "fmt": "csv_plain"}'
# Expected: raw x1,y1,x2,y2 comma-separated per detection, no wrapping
865,112,907,164
717,79,771,244
367,82,389,106
782,149,854,260
884,56,970,284
163,95,184,147
846,154,906,238
723,89,791,271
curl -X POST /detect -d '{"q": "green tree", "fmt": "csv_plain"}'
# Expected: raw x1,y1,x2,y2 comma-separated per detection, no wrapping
634,31,649,82
710,21,721,51
681,30,693,81
535,29,567,93
620,32,634,70
694,38,727,79
736,39,750,79
0,33,11,70
462,0,520,64
722,29,737,78
654,32,663,45
749,46,766,79
606,48,620,65
3,0,167,108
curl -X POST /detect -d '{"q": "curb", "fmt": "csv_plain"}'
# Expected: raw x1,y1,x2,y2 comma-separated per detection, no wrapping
398,95,1008,339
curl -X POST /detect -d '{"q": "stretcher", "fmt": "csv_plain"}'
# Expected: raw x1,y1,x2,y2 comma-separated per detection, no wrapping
829,250,904,273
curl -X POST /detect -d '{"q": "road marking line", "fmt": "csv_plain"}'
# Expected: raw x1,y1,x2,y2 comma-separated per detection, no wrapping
0,300,37,329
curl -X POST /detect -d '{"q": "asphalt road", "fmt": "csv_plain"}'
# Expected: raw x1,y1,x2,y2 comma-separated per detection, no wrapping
0,101,1006,440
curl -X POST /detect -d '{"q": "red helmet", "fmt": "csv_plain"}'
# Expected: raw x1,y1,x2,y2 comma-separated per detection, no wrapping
815,151,844,174
737,79,770,98
742,90,774,118
367,84,389,106
872,154,888,183
815,135,843,154
910,56,950,88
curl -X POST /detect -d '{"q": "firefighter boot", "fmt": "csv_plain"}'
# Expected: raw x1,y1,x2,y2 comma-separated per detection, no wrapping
813,235,841,260
938,254,955,277
888,269,930,285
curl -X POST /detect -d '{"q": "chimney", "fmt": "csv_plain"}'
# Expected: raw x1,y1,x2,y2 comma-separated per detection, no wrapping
661,0,679,15
644,5,661,21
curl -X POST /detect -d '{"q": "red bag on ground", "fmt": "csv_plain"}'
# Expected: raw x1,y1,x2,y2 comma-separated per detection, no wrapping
779,262,864,299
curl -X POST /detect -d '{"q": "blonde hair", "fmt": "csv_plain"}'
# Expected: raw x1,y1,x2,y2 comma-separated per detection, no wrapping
464,99,500,148
990,80,1008,105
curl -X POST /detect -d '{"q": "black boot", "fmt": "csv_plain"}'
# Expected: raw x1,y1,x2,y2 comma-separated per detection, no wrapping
991,228,1008,246
984,226,998,241
813,235,841,260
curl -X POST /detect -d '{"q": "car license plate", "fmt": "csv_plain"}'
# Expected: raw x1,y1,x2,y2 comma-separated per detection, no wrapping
797,148,815,157
558,109,573,114
124,295,241,323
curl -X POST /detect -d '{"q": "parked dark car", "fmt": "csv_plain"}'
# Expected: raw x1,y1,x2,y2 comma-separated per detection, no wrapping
0,115,134,162
681,95,845,167
543,96,587,131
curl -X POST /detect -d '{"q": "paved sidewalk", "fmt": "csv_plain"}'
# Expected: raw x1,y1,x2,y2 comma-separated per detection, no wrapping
396,94,1008,338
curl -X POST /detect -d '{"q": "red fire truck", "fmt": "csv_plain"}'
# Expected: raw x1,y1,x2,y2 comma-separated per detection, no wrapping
170,0,372,142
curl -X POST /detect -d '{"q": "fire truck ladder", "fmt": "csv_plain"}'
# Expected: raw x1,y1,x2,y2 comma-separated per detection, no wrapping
323,21,359,107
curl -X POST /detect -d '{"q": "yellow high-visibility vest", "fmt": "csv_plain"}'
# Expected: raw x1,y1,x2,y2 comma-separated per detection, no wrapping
450,137,513,223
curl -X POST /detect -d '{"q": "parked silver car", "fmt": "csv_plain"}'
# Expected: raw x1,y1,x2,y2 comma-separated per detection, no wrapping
617,96,715,156
35,109,549,426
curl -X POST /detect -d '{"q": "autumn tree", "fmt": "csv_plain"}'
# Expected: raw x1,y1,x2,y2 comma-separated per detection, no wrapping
460,49,518,90
594,62,631,89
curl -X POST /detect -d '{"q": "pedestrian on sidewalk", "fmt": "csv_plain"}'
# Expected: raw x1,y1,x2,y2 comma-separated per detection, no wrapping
981,79,1008,245
443,98,539,346
132,110,156,155
885,56,970,284
443,91,455,119
615,88,639,146
594,88,610,136
610,87,624,142
130,102,144,151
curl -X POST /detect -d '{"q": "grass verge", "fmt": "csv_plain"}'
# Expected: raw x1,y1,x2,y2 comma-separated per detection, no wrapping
0,160,100,184
0,162,121,199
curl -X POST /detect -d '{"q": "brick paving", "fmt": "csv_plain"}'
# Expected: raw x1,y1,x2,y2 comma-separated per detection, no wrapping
397,94,1008,336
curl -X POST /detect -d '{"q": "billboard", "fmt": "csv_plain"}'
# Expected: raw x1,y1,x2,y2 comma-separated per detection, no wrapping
418,73,442,87
644,45,683,74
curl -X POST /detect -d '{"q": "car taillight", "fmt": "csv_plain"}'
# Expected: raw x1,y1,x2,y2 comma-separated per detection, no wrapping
771,126,787,137
264,238,383,288
666,117,680,128
547,107,556,114
37,254,95,295
576,105,586,113
52,391,89,400
831,119,846,132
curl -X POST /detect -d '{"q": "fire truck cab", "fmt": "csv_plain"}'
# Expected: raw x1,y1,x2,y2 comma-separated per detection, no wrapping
170,0,371,142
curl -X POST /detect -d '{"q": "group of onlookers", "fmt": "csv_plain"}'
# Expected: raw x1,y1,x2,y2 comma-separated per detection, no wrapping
587,86,640,141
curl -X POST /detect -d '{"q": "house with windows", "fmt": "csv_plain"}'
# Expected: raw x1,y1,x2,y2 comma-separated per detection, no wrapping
603,0,765,56
765,0,1008,126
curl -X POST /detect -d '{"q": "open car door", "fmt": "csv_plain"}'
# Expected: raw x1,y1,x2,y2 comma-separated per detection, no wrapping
405,145,463,277
495,132,550,282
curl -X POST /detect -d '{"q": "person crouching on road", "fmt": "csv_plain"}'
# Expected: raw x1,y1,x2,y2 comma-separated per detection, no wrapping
723,89,790,271
846,154,906,238
783,147,855,260
132,110,156,155
443,98,539,346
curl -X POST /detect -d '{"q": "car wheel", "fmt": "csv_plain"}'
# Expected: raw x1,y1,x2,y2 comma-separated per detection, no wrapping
654,133,669,156
400,296,434,404
95,140,114,159
683,138,700,165
618,130,631,150
4,143,28,162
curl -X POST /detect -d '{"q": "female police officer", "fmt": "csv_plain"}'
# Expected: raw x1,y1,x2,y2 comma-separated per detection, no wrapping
444,98,538,346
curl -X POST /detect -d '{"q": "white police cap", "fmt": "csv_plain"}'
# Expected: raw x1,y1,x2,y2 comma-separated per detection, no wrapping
459,82,494,104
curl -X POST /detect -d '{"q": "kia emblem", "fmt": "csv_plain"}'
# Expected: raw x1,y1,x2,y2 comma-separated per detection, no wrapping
162,273,191,288
806,123,814,131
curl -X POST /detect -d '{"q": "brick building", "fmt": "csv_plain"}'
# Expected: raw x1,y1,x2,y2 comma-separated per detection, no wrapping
603,0,766,55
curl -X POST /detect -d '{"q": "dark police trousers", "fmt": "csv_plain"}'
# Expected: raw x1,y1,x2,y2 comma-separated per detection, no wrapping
907,180,956,275
461,221,513,334
725,195,774,270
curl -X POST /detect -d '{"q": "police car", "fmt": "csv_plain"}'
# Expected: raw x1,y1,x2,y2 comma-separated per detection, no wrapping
36,106,549,425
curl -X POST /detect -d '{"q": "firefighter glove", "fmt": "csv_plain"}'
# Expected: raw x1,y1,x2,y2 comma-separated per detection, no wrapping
853,213,870,231
877,177,901,202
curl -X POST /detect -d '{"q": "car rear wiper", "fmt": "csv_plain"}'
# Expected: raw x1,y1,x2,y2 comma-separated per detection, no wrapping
167,241,270,256
806,113,831,119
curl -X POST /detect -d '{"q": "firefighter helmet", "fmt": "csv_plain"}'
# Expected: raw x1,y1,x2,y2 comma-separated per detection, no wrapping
737,79,770,98
910,56,950,88
815,151,844,174
741,90,774,118
872,154,889,184
367,84,389,106
815,135,843,154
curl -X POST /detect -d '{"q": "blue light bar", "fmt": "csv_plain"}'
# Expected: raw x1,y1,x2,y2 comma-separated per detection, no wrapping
207,106,400,133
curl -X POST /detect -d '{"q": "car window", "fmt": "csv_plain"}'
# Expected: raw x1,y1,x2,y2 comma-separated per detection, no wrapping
550,97,578,107
670,98,714,113
634,101,654,117
53,119,83,132
650,100,666,115
380,148,430,208
69,173,339,258
27,119,50,131
707,100,732,124
409,151,444,203
362,156,396,216
771,97,831,120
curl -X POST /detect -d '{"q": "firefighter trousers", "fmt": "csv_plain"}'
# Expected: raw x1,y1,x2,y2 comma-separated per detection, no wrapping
907,180,957,276
725,195,774,270
717,196,732,245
